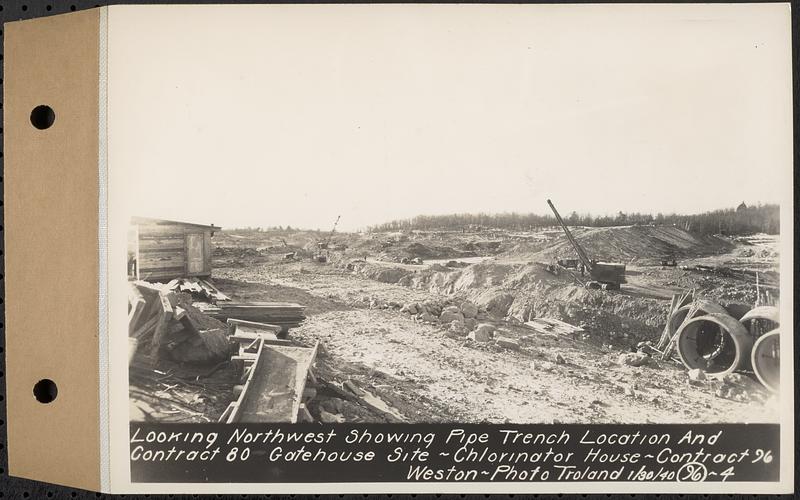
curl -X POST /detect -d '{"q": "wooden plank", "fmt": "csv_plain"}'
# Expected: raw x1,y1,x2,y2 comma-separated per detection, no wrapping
159,292,174,317
136,224,189,237
289,341,319,423
203,232,212,274
226,338,265,423
231,332,293,347
138,253,185,268
131,312,160,339
137,267,186,281
297,404,313,423
227,318,283,333
238,343,317,423
149,293,175,358
128,284,147,334
173,306,186,321
138,237,185,251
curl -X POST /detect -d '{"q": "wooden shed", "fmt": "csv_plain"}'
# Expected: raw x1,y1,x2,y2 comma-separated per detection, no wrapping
128,217,220,281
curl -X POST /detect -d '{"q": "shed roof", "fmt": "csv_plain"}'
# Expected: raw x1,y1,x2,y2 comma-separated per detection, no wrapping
131,216,221,231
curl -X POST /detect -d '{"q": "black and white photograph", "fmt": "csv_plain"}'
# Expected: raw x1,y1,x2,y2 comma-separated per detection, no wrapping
3,1,792,494
122,4,789,429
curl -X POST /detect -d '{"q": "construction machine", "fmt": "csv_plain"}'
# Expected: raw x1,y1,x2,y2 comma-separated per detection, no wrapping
660,252,678,267
313,215,340,263
546,199,626,290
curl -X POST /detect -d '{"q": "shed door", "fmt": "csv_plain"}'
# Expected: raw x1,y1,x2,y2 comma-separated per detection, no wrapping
186,233,205,274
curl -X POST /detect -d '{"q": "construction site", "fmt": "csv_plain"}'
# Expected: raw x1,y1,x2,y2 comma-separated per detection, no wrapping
127,201,781,425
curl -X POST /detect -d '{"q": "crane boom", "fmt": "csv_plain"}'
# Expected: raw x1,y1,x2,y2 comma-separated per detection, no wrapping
325,215,341,246
546,199,593,272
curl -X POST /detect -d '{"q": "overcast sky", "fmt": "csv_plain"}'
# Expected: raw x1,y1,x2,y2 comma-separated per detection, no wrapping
108,4,792,231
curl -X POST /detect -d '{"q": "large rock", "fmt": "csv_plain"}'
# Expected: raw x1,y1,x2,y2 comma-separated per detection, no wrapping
469,328,492,342
442,305,460,314
401,303,418,315
425,302,443,317
448,320,468,336
617,352,650,367
440,310,465,324
687,368,706,381
419,312,437,323
474,291,515,318
471,323,495,342
495,337,520,350
460,302,478,319
464,318,478,332
319,409,346,423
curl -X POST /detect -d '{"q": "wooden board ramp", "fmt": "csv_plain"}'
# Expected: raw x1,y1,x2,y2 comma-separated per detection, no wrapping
220,326,319,423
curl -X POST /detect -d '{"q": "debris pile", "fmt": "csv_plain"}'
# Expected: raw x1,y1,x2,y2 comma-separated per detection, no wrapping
128,281,231,364
162,277,231,302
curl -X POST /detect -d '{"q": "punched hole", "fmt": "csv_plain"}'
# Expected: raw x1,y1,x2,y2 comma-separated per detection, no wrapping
30,105,56,130
33,379,58,403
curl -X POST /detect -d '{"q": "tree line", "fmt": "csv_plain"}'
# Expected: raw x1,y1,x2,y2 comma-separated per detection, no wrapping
367,203,779,236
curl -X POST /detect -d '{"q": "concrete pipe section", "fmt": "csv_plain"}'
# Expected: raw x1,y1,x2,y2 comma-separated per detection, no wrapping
676,313,753,376
667,300,729,339
751,329,780,392
740,305,779,335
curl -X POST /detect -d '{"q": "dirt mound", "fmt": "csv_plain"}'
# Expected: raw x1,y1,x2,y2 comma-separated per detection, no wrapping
511,225,733,264
362,260,671,346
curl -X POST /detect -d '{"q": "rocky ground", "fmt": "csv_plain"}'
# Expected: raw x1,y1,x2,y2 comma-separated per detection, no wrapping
212,245,780,424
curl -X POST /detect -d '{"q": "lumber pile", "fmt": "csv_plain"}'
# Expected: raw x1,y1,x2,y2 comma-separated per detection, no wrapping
198,301,306,335
162,277,231,302
128,281,232,364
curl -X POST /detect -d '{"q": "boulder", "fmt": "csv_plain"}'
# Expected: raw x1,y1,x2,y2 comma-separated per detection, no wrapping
617,352,650,367
442,305,460,314
464,318,478,332
439,310,465,324
687,368,706,381
401,303,418,315
419,312,437,323
319,409,346,423
425,302,443,317
448,320,468,336
460,302,478,319
474,323,496,340
474,291,515,318
495,337,520,350
469,328,492,343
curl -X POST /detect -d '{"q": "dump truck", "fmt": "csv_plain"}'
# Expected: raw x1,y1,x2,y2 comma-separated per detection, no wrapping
546,199,626,290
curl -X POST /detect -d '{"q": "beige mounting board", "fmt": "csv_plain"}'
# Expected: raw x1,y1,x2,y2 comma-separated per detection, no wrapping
4,9,102,491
